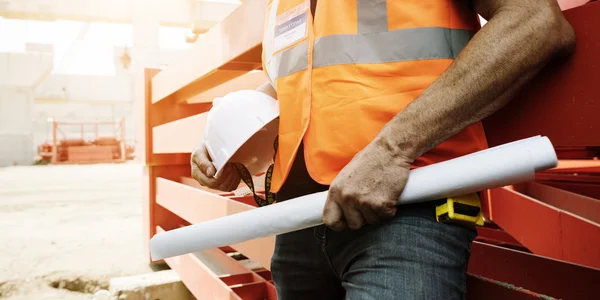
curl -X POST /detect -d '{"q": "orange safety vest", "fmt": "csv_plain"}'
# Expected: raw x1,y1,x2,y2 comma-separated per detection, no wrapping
262,0,489,193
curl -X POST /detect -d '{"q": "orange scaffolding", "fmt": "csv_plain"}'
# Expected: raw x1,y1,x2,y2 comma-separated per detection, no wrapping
39,118,132,164
138,0,600,299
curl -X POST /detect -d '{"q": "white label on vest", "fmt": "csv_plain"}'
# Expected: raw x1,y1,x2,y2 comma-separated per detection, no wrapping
273,2,309,53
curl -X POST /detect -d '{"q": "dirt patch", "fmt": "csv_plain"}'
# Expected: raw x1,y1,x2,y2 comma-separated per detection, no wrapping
1,164,154,299
0,276,110,300
49,277,109,294
0,280,21,298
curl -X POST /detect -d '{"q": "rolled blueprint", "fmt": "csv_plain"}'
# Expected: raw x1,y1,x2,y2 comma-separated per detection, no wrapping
150,136,557,260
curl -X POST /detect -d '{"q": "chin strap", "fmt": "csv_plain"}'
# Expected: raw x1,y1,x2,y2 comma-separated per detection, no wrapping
232,136,278,207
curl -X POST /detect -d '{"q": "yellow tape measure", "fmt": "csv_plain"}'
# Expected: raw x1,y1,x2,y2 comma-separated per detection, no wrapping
232,136,278,207
435,193,485,226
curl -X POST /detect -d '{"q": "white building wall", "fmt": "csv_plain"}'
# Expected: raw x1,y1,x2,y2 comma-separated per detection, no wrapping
35,74,133,102
0,87,35,166
30,45,185,151
0,52,52,166
0,4,191,166
0,52,53,87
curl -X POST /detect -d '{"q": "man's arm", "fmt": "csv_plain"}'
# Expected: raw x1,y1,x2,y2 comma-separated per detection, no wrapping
377,0,576,162
323,0,576,231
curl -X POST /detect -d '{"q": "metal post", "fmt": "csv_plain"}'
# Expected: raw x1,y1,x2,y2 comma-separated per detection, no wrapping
51,121,58,164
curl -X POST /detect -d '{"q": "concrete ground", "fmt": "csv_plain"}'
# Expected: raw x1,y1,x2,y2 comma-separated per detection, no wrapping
0,163,167,299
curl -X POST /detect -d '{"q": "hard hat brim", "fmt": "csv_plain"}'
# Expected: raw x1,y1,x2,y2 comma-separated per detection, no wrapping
204,90,280,179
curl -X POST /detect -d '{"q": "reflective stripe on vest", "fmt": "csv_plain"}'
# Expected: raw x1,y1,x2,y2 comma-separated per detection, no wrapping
262,0,488,192
270,41,308,81
269,28,475,80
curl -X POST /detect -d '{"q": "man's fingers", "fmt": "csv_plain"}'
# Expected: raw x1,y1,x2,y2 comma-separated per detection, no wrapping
191,162,202,181
323,198,347,232
359,206,380,225
341,204,365,230
191,163,214,186
204,164,216,178
374,204,398,220
192,148,215,177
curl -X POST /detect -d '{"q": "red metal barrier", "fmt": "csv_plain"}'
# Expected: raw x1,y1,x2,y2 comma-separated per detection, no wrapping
468,242,600,299
138,0,600,298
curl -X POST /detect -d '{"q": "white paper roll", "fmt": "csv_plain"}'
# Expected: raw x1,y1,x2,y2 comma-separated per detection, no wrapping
150,136,557,261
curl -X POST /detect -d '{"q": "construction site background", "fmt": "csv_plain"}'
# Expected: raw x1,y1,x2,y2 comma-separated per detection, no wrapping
0,0,241,298
1,0,599,299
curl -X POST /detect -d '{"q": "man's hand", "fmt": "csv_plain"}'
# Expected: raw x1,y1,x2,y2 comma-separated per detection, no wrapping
323,0,575,232
323,137,410,231
190,140,241,192
191,81,275,192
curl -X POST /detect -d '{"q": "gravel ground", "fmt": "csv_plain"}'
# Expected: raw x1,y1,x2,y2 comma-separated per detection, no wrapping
0,163,164,299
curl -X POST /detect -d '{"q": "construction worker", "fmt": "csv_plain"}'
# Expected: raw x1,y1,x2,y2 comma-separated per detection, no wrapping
192,0,575,299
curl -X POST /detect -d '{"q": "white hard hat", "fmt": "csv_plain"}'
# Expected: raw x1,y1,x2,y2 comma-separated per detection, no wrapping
204,90,279,178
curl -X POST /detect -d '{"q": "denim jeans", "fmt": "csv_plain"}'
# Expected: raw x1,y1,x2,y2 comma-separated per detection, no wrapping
272,145,477,300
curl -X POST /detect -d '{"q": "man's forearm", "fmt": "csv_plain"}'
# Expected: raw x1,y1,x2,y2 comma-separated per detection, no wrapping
377,0,576,162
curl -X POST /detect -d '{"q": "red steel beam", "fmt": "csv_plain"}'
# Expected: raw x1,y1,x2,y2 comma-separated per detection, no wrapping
546,160,600,173
156,226,276,300
538,179,600,201
556,147,600,159
536,169,600,199
558,0,595,10
537,172,600,184
482,2,600,148
514,181,600,223
476,227,526,250
468,242,600,299
231,282,275,300
467,275,556,300
488,187,600,269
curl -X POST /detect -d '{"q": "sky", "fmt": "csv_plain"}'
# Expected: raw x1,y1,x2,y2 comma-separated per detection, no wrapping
0,17,191,76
